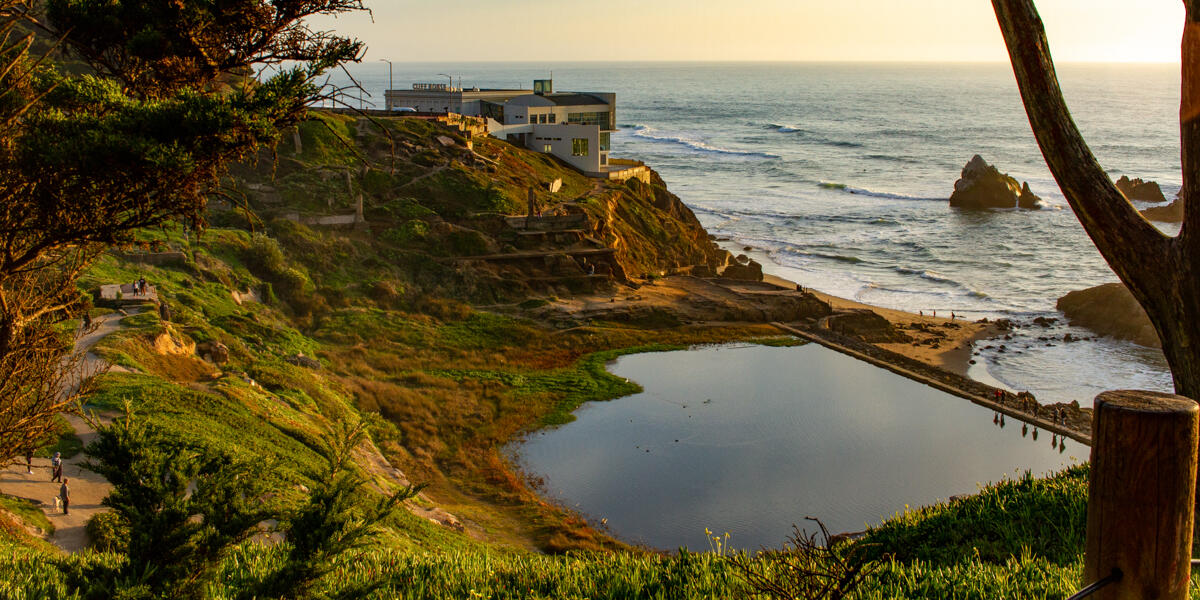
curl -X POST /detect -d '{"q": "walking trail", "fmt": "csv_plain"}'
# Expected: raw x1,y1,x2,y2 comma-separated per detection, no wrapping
0,310,134,552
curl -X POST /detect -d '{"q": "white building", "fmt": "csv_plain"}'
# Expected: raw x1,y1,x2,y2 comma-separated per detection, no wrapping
387,80,642,180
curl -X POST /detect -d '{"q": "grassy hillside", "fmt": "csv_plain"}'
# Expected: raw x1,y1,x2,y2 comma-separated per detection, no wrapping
0,112,1133,599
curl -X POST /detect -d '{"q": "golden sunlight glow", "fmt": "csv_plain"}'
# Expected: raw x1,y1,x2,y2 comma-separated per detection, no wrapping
316,0,1185,63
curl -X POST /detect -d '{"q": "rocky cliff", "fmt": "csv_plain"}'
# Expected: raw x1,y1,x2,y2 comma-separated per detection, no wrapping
225,113,725,303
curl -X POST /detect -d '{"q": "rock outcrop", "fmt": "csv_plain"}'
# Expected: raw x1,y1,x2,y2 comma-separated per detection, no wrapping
823,309,912,344
721,259,764,282
1056,283,1160,348
949,155,1041,209
1141,195,1185,223
1115,176,1166,203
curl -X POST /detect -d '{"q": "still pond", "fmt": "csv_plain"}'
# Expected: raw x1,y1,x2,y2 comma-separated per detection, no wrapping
509,342,1080,551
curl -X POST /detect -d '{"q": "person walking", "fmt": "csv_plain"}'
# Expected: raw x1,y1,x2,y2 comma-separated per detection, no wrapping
59,478,69,515
81,311,92,330
24,447,33,474
50,451,62,482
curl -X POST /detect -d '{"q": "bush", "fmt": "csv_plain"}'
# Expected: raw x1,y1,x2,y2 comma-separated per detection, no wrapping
446,230,491,257
382,221,430,246
86,512,130,553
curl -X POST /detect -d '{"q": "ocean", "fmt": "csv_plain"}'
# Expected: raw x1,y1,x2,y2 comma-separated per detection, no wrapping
332,61,1179,404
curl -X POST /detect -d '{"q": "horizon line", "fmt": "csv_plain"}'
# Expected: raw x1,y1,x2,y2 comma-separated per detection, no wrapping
361,58,1181,66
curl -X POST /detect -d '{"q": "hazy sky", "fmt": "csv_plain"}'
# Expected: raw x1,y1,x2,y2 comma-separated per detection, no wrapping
312,0,1184,63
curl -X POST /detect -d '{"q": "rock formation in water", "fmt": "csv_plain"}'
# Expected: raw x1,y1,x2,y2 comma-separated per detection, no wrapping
1115,175,1167,203
1056,283,1160,348
1018,182,1043,210
1140,194,1185,223
949,155,1041,209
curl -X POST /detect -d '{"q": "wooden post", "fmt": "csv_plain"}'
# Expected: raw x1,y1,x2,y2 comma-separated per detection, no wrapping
1085,390,1198,599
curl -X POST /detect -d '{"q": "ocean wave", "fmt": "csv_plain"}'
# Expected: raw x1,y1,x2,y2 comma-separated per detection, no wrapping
895,267,955,284
628,125,780,159
764,124,864,148
816,183,943,202
863,153,921,164
788,250,865,264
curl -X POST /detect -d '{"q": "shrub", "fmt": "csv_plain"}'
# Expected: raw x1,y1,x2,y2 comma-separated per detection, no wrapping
86,512,130,553
382,221,430,246
446,230,490,257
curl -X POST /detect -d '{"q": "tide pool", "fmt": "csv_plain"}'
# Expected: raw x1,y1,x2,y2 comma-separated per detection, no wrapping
509,342,1080,551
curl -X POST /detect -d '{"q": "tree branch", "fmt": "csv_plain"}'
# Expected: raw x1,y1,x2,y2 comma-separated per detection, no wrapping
991,0,1172,294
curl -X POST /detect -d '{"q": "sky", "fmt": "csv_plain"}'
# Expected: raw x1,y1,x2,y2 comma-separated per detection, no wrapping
310,0,1184,63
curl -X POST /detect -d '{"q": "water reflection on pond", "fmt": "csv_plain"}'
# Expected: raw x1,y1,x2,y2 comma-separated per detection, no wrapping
509,343,1081,551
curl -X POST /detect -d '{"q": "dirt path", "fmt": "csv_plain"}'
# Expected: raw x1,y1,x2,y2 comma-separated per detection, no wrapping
0,311,135,552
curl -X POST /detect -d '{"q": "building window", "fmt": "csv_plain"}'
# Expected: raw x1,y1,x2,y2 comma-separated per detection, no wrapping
599,132,611,152
540,114,548,124
600,154,608,166
572,138,589,156
567,111,615,129
543,144,552,153
548,113,556,123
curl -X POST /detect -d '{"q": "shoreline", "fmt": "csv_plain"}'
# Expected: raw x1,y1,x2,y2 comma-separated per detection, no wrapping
760,273,990,378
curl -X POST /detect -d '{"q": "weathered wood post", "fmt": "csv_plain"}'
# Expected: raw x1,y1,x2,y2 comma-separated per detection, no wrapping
1085,390,1198,599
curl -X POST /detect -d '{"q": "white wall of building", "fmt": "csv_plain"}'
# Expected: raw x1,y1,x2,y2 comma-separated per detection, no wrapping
528,123,603,174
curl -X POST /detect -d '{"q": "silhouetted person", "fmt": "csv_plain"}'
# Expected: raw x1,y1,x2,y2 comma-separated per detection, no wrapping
59,478,69,514
24,447,32,474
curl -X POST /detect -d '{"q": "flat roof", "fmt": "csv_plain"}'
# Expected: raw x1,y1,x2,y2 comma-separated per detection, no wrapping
544,93,610,106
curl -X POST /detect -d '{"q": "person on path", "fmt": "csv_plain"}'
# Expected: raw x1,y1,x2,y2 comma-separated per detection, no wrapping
50,451,61,482
59,479,69,515
82,311,92,330
24,447,33,474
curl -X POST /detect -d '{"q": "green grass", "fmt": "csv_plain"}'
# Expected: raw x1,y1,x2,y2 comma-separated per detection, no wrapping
0,495,54,537
33,414,84,459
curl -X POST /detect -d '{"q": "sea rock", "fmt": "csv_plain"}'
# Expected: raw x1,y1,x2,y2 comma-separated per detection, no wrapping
949,155,1040,210
1141,195,1185,223
1115,175,1166,203
824,309,912,343
1018,182,1043,209
722,259,764,282
1056,283,1160,348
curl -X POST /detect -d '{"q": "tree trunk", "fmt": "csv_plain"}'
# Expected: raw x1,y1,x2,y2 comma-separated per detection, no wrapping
991,0,1200,401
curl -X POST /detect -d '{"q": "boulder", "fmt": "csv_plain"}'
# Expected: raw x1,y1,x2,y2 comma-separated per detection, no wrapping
1115,176,1166,203
721,259,763,282
1056,283,1160,348
1141,195,1185,223
205,341,230,365
824,309,912,343
285,353,322,370
949,155,1040,210
151,328,195,357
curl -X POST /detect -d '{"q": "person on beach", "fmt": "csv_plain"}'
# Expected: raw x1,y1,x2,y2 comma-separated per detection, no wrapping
50,451,62,482
59,478,69,515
